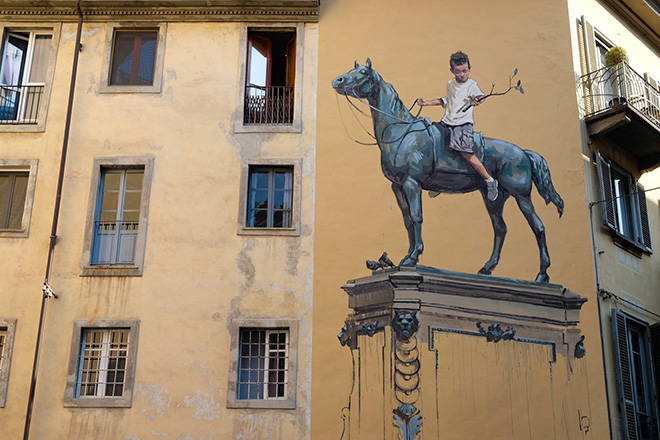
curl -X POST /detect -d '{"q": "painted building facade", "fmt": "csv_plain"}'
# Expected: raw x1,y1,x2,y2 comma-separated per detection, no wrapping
312,0,618,439
0,1,318,439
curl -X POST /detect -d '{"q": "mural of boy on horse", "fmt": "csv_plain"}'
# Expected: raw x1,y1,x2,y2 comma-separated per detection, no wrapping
416,51,499,201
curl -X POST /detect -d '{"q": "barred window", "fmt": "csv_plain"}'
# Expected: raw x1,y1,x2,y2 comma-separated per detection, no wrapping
237,328,289,400
76,328,130,398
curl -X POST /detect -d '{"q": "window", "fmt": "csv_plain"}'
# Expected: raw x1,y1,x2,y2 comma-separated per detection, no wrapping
100,24,166,94
612,310,660,440
237,328,289,400
227,318,298,409
92,168,143,266
0,30,51,123
235,24,303,133
595,152,652,253
81,156,154,276
0,318,16,407
64,319,139,408
247,166,292,228
0,25,58,131
0,171,28,230
244,28,295,125
0,159,38,238
109,30,157,86
238,159,301,236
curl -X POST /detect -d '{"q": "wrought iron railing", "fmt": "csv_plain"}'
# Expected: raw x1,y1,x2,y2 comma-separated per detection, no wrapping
244,85,294,124
92,220,139,265
578,62,660,127
0,84,44,124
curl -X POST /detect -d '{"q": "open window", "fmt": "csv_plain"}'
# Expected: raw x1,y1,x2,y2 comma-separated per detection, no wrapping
244,28,296,125
0,30,52,125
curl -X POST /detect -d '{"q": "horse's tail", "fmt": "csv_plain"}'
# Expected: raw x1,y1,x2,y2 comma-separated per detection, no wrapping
525,150,564,218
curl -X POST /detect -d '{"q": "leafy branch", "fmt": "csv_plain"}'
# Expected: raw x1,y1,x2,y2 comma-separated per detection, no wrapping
462,68,524,112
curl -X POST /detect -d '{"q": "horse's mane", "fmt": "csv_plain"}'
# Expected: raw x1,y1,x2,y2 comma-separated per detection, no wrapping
371,70,413,121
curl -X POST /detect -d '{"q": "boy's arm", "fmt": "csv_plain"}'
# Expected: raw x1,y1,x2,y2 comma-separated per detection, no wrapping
417,97,446,108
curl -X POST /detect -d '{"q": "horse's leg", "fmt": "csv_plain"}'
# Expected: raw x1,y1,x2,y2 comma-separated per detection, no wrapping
478,192,509,276
391,183,415,260
515,195,551,283
394,178,423,266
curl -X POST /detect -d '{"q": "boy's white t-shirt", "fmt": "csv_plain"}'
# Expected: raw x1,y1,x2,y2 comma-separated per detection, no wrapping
441,77,484,126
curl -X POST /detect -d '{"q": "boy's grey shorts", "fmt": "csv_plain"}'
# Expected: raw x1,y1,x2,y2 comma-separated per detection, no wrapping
447,123,474,154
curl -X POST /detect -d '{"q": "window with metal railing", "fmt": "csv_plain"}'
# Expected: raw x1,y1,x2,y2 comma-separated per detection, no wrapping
0,30,51,124
76,328,130,398
244,28,295,125
91,168,144,266
237,328,290,401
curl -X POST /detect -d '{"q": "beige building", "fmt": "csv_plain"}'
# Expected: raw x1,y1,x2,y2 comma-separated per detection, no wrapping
570,1,660,438
0,1,318,439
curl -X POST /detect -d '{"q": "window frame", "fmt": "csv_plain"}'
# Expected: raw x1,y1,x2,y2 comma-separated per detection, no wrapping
595,152,652,254
0,159,38,238
227,318,298,409
0,24,59,132
234,23,304,133
611,309,660,440
99,23,166,94
63,318,140,408
0,318,17,407
237,158,301,236
81,156,154,276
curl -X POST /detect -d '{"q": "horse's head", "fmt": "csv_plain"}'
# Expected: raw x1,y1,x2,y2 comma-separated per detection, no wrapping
332,58,378,99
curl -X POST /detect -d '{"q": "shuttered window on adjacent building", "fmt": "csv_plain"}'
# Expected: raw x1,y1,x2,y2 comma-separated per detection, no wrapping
595,152,652,253
612,309,660,440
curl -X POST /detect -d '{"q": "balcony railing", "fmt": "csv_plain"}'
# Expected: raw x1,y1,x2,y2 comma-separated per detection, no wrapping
92,220,139,265
577,62,660,126
0,84,44,124
244,85,294,125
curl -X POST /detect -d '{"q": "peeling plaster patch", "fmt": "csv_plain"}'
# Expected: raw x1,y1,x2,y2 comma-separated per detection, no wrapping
134,384,172,420
125,436,141,440
286,239,301,276
151,431,171,437
217,122,227,134
183,391,221,421
166,69,177,81
212,312,223,321
236,241,257,287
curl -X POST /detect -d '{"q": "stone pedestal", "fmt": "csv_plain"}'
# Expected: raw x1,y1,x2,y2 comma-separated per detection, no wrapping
338,266,588,440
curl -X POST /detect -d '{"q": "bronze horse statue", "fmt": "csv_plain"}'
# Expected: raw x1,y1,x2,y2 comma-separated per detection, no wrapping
332,59,563,283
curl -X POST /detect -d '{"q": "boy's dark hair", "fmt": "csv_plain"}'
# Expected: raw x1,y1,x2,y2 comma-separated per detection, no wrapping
449,51,470,69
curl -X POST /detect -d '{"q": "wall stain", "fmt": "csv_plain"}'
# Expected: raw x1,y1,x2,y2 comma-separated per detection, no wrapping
133,384,172,420
183,391,221,421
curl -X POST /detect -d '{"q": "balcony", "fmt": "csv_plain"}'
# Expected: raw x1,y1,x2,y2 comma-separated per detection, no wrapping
244,85,294,125
578,62,660,171
0,85,43,125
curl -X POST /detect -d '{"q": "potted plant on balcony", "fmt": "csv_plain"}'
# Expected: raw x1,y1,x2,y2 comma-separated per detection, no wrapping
604,46,629,106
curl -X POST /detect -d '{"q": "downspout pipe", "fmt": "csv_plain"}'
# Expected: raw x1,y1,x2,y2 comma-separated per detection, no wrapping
23,2,83,439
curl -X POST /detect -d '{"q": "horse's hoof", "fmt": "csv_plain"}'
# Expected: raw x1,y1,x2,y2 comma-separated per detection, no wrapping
535,273,550,283
478,267,492,275
399,256,418,267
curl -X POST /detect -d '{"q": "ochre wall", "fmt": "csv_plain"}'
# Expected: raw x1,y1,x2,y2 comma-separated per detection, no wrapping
313,0,608,438
0,19,318,439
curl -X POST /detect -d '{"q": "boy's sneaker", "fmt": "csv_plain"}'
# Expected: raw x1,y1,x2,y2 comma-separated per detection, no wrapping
486,179,499,201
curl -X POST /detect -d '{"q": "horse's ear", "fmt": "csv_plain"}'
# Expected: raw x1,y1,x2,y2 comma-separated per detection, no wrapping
355,60,359,69
366,58,372,69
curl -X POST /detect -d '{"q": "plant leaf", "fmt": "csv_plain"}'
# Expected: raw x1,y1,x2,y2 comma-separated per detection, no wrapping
514,68,518,76
517,79,521,87
519,86,525,94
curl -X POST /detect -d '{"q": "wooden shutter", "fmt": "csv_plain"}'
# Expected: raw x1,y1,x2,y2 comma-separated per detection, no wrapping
285,35,295,89
579,16,598,114
651,322,660,432
612,309,639,440
596,152,617,230
636,181,652,251
645,73,660,108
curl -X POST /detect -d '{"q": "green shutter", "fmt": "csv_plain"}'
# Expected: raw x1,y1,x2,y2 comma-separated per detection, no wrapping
648,322,660,438
596,152,617,230
636,181,652,252
612,309,639,440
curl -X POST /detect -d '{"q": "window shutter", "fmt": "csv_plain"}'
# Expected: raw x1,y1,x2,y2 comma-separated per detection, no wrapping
579,16,598,114
645,73,660,108
636,181,652,251
596,152,617,230
612,309,639,440
648,322,660,438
